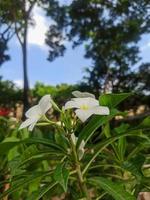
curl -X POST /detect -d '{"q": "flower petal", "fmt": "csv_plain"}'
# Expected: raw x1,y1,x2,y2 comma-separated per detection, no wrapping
19,118,35,130
78,140,85,160
75,109,93,122
79,140,85,150
64,100,80,110
73,97,99,108
71,133,78,145
25,105,41,119
72,91,95,98
28,120,38,131
38,95,52,114
91,106,110,115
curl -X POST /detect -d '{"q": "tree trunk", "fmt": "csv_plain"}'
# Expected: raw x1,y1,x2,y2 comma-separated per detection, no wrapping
22,20,30,118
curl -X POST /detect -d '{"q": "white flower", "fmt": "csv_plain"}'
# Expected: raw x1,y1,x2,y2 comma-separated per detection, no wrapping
71,133,78,145
64,97,109,122
72,90,95,99
19,95,52,131
78,140,85,160
70,133,85,160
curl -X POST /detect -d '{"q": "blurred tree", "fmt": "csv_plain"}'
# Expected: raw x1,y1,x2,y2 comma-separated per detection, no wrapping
0,78,22,107
0,10,13,65
46,0,150,101
0,0,38,113
0,0,65,116
0,36,10,66
32,82,77,106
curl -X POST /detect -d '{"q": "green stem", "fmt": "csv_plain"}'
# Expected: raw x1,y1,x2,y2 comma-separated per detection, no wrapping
41,115,66,134
69,134,91,200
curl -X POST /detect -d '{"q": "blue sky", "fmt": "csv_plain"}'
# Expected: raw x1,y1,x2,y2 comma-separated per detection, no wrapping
0,5,150,88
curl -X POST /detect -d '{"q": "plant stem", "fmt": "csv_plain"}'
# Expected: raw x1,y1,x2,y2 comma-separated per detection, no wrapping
69,134,91,200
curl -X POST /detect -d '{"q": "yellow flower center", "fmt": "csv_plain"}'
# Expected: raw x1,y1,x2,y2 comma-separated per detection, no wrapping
80,104,89,110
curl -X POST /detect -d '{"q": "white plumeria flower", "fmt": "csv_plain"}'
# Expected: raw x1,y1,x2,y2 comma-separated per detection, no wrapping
64,97,109,122
72,90,95,99
19,95,52,131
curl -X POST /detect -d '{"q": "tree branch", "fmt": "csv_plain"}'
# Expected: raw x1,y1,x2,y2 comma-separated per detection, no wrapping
14,22,23,46
117,111,150,122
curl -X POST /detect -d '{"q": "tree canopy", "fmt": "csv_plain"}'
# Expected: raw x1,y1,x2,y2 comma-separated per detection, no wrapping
46,0,150,96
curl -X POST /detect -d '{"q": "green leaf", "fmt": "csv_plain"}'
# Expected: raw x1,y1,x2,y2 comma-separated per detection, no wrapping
53,163,69,192
77,109,118,149
127,142,150,160
122,154,145,180
8,156,25,176
114,123,130,134
114,124,130,161
118,137,126,161
32,182,57,200
19,151,64,168
0,137,20,155
0,171,52,199
89,177,136,200
24,137,66,153
0,137,66,156
83,130,148,175
55,132,69,150
99,93,132,108
139,116,150,128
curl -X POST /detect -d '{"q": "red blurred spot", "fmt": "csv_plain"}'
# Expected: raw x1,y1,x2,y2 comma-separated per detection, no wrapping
0,107,10,116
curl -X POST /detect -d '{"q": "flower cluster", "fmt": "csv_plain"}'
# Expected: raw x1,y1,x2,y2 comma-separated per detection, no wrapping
19,91,109,131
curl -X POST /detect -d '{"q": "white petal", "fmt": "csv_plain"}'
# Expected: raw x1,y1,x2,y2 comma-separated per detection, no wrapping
38,95,52,114
19,118,35,130
72,91,95,98
75,109,93,122
78,140,85,160
28,120,38,131
71,133,78,145
25,105,41,119
86,98,99,107
79,140,85,150
64,100,80,110
73,97,99,108
91,106,110,115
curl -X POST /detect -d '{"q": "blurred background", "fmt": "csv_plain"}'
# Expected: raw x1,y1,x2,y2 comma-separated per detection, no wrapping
0,0,150,120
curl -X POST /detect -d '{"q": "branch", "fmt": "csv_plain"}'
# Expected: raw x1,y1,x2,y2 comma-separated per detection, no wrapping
117,111,150,122
14,22,23,46
26,0,37,17
1,25,12,36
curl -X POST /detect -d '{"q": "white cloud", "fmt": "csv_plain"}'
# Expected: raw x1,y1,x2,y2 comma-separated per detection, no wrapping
14,79,23,88
28,6,49,49
140,42,150,51
25,5,68,49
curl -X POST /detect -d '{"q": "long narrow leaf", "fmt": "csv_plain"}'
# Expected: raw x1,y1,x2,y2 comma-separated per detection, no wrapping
99,93,132,108
89,177,136,200
83,130,149,175
35,182,57,200
0,171,52,199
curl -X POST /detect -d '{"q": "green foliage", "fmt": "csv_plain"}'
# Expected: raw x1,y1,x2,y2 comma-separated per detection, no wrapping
89,177,136,200
32,82,78,105
54,163,69,192
99,93,132,108
0,78,22,106
0,92,150,200
0,37,10,66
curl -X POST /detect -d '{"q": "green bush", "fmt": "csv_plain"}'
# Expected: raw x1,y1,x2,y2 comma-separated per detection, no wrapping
0,92,150,200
